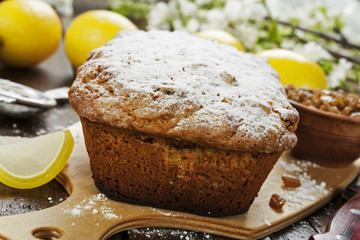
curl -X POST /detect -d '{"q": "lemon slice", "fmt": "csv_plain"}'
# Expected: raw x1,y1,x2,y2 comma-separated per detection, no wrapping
256,49,327,89
0,130,74,189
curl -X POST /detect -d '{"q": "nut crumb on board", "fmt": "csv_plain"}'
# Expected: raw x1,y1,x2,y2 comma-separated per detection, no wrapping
282,174,301,188
269,193,286,210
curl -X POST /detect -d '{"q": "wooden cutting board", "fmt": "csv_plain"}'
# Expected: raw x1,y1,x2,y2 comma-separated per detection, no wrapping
1,122,359,240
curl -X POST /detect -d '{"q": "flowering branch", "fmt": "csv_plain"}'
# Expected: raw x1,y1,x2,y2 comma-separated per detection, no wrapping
325,48,360,64
262,15,360,65
285,33,360,64
261,0,360,64
268,17,360,51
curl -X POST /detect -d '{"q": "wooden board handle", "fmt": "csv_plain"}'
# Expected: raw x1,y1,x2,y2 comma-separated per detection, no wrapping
309,191,360,240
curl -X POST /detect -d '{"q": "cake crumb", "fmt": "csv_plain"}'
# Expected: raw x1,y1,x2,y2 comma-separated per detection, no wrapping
12,123,21,134
263,219,271,226
35,128,46,136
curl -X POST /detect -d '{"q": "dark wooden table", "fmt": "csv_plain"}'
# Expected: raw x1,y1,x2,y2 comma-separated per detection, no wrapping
0,2,358,239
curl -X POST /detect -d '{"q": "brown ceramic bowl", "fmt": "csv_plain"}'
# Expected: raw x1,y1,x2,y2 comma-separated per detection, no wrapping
290,100,360,168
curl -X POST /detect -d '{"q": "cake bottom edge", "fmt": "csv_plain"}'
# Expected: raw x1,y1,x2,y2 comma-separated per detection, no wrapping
81,117,282,217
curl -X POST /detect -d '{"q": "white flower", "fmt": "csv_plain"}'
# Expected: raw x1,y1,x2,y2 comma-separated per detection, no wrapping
147,2,170,30
197,9,209,20
203,8,228,30
195,0,212,6
179,0,197,17
341,0,360,42
313,10,327,26
224,0,266,24
234,24,259,49
186,18,200,33
168,0,181,19
294,41,332,62
42,0,73,16
173,19,185,31
280,40,298,50
327,58,352,88
223,0,244,23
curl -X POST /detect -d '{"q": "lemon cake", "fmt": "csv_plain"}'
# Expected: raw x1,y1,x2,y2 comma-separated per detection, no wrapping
69,30,299,216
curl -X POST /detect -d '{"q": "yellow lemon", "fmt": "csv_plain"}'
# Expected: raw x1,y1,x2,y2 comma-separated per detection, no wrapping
64,10,138,68
194,29,245,51
0,130,74,189
0,0,62,68
256,49,327,89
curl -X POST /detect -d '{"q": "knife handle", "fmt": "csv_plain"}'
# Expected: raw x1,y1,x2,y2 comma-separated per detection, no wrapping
309,191,360,240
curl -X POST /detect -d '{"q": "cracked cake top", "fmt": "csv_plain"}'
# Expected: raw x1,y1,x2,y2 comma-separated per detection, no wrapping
69,30,299,153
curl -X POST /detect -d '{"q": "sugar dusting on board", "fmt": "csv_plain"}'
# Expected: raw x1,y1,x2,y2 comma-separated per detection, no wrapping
63,193,121,220
278,157,330,207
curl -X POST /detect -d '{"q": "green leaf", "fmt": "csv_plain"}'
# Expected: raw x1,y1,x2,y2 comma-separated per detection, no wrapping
318,59,334,74
317,6,327,15
268,19,282,47
288,18,300,25
334,15,345,30
183,15,192,27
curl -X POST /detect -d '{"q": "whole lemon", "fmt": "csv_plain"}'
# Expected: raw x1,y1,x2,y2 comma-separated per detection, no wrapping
256,49,327,89
64,10,138,68
0,0,62,68
194,29,245,52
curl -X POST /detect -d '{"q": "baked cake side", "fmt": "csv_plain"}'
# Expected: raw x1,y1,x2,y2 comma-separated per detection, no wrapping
81,117,281,216
69,30,299,216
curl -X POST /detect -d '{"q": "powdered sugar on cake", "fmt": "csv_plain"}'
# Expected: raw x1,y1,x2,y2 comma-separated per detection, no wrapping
69,30,298,152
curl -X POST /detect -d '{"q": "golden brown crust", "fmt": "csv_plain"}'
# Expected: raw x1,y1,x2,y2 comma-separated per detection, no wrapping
69,30,299,153
81,117,281,216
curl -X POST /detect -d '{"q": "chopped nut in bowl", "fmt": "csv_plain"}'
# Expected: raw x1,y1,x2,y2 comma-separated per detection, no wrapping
285,85,360,167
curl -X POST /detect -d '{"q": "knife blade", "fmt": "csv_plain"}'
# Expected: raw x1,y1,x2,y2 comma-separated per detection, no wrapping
0,78,69,118
0,78,57,108
309,178,360,240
